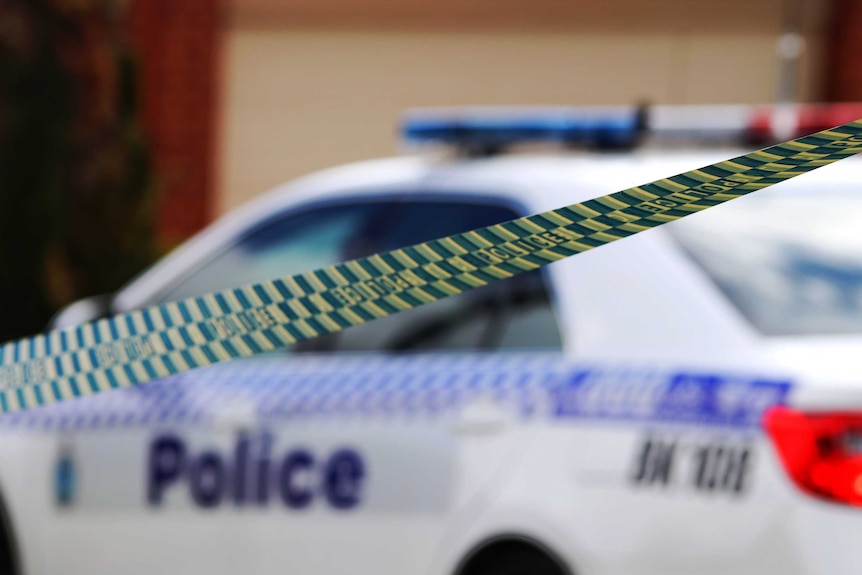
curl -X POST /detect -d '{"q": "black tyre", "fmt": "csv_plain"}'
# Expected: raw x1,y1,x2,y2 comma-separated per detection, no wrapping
0,486,20,575
459,539,569,575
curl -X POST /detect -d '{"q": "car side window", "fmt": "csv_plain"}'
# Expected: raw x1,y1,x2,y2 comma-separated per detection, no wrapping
158,197,562,354
321,200,562,354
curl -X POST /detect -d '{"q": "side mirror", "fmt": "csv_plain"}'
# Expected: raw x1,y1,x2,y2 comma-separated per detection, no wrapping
49,294,114,330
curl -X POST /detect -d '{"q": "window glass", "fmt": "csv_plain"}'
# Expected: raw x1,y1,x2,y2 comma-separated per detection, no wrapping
158,196,562,353
668,188,862,336
331,200,562,353
159,203,390,303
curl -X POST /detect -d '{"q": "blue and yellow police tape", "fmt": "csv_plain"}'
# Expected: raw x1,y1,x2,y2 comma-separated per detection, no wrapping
1,120,861,414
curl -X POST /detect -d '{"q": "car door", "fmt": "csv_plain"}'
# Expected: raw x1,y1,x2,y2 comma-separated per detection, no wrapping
186,195,564,575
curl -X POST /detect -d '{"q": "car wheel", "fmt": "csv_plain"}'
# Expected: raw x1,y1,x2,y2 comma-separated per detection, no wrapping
0,487,20,575
458,539,569,575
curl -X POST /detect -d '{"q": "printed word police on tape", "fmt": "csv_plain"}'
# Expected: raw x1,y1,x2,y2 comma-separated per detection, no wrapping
0,121,860,414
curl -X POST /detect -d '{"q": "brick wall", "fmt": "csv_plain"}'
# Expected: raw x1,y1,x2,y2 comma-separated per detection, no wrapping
129,0,222,247
826,0,862,101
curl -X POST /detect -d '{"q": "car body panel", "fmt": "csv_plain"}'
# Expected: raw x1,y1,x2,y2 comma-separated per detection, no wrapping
12,150,862,574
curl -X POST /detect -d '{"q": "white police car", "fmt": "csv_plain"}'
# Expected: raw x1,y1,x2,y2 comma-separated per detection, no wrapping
0,105,862,575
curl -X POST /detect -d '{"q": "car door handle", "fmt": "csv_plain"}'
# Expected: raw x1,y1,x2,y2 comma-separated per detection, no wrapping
452,395,510,435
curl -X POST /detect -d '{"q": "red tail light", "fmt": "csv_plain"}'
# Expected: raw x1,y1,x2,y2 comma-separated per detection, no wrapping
764,406,862,506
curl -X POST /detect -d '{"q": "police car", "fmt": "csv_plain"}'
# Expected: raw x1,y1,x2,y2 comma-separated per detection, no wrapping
0,105,862,575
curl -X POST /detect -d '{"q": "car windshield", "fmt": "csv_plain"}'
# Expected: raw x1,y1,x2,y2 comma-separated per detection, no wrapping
668,187,862,336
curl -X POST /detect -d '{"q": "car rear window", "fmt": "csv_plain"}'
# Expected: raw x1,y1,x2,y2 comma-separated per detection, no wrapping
668,187,862,336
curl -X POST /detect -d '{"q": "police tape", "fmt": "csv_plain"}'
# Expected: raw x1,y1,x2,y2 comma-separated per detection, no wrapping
1,121,861,414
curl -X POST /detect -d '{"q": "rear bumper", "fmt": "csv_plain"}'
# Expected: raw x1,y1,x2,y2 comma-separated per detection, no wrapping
789,498,862,575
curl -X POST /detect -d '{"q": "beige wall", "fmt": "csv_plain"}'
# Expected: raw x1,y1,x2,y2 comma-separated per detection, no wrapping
218,0,831,212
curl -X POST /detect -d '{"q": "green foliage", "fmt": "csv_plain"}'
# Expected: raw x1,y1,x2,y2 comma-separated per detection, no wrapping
0,0,157,341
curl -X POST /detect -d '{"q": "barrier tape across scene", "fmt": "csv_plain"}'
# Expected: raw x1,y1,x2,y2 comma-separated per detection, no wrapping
1,120,861,414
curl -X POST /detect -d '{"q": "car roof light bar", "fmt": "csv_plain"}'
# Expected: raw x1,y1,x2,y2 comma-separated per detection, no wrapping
401,106,644,156
401,103,862,155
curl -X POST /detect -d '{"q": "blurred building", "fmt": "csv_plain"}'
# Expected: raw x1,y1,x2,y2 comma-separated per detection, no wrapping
129,0,862,239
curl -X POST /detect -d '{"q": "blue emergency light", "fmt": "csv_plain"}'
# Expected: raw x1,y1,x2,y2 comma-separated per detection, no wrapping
401,103,862,154
401,107,644,154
